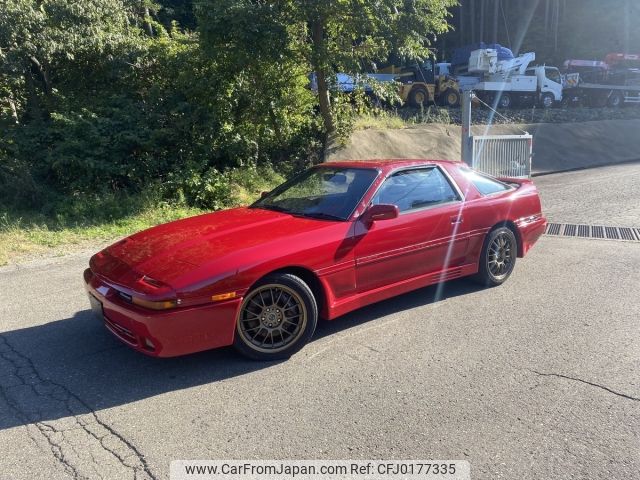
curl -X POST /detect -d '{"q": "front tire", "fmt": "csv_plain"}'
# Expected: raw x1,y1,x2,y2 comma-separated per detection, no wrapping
234,273,317,360
474,227,518,287
442,88,460,107
497,92,513,109
409,86,430,108
540,92,555,109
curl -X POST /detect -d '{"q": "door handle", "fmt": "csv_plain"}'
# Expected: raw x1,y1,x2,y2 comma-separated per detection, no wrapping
450,215,463,224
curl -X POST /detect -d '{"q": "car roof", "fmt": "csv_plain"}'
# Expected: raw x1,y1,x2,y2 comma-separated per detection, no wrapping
318,159,460,171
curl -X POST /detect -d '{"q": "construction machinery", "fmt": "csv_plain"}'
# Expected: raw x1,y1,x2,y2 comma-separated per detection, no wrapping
309,60,461,108
377,58,462,107
458,48,563,108
562,53,640,107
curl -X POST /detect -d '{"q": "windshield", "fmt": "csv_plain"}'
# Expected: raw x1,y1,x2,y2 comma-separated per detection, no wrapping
545,67,562,84
251,167,379,221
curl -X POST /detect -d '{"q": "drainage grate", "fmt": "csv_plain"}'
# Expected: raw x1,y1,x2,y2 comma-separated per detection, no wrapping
544,223,640,242
577,225,589,237
564,224,576,236
592,226,604,239
547,223,561,236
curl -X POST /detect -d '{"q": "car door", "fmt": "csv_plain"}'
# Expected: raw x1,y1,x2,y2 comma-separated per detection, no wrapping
353,166,469,293
543,67,563,100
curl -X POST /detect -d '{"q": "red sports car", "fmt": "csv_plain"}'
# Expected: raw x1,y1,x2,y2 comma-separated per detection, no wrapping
84,160,546,360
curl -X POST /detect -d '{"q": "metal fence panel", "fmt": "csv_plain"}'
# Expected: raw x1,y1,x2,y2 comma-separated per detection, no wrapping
471,134,532,179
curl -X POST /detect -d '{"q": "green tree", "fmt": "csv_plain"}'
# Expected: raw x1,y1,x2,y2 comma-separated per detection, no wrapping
0,0,140,122
196,0,457,135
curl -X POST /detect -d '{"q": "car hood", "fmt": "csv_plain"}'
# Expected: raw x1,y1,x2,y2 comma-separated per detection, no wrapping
91,207,341,292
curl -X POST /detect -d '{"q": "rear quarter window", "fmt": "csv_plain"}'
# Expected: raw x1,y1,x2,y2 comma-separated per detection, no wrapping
463,170,513,195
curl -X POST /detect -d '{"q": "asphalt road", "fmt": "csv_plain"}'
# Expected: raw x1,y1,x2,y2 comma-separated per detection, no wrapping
535,161,640,226
1,163,639,480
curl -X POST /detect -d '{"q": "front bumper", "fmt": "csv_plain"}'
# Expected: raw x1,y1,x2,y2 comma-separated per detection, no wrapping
84,268,242,357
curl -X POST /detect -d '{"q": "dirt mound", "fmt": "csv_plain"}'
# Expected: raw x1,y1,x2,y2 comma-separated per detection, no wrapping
326,119,640,174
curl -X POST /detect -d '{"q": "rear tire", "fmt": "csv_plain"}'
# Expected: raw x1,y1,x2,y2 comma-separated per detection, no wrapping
234,273,317,360
474,227,518,287
497,92,513,109
607,92,624,108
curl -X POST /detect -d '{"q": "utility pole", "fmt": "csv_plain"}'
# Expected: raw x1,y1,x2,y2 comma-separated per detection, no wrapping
461,90,473,166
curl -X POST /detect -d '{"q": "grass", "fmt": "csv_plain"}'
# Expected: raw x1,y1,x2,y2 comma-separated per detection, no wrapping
353,112,408,130
0,165,286,266
354,105,454,131
0,205,205,266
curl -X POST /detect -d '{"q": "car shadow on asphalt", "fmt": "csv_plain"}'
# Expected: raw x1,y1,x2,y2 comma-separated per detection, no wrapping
0,278,484,431
314,278,484,341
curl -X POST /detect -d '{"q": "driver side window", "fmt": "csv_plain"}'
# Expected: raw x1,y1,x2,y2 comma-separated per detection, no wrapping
372,167,460,213
545,68,561,84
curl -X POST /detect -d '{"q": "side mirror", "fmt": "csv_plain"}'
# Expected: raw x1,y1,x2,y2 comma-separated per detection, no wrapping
363,204,399,222
260,191,269,199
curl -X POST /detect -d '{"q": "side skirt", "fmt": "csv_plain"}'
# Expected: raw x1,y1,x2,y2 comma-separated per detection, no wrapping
326,262,478,320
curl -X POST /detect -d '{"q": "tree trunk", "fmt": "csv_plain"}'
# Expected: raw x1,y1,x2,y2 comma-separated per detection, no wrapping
470,0,476,43
143,7,154,36
623,0,630,53
553,0,560,52
480,0,485,42
311,19,334,134
493,0,499,43
268,104,284,147
459,4,465,47
29,55,51,95
544,0,550,37
7,97,19,124
24,71,43,121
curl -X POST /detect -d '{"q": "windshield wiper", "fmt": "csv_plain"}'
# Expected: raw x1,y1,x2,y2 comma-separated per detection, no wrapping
254,204,292,214
254,205,344,221
297,212,345,221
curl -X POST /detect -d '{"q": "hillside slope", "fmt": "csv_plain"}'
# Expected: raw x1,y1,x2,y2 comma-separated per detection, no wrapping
326,120,640,174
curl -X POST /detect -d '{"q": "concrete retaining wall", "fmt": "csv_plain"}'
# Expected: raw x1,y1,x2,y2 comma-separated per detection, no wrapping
325,119,640,174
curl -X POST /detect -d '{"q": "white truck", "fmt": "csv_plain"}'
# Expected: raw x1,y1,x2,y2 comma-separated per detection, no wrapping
459,49,563,108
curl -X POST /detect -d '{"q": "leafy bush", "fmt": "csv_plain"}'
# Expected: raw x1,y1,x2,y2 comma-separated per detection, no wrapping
0,17,320,215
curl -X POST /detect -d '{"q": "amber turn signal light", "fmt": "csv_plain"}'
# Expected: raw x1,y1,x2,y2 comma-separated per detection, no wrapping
211,292,237,302
132,297,178,310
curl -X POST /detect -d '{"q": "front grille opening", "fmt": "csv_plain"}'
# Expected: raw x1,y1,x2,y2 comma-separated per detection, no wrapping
104,316,138,346
118,291,133,303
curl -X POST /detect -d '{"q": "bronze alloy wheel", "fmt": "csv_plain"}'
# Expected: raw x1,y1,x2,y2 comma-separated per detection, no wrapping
474,226,518,287
237,283,308,354
487,232,514,279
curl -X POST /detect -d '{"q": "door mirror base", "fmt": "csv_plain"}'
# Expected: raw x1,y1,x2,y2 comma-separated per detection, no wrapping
363,204,399,222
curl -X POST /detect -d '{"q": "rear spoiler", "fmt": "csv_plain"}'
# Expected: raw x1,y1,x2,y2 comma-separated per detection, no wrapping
495,176,534,189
